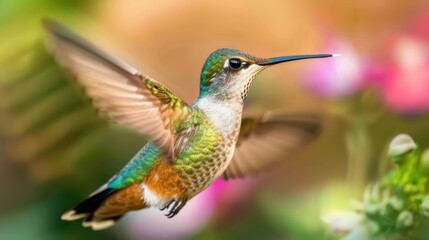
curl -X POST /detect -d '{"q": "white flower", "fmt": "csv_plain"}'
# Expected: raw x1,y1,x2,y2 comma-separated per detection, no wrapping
321,211,362,233
388,134,416,158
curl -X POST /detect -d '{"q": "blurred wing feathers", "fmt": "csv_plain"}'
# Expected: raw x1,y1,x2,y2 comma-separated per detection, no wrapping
42,19,193,161
223,110,322,180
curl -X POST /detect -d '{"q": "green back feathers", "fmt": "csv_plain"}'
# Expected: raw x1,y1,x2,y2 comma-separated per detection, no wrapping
108,143,160,189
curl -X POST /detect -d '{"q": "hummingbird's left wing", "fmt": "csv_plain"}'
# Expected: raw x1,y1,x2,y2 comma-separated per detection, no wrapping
222,110,322,180
42,19,194,162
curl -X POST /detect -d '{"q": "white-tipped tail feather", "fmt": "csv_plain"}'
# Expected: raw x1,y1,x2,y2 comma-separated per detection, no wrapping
59,187,121,230
332,54,341,57
61,210,87,221
82,219,117,231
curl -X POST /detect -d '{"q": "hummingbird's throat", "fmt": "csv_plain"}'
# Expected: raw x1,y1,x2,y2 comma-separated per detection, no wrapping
194,96,243,139
236,65,265,102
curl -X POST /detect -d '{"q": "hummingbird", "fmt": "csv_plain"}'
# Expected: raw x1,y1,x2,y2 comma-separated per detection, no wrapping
42,19,337,230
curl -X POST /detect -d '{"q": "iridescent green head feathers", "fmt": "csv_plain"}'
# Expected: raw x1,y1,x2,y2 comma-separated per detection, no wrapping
199,48,265,100
198,48,336,100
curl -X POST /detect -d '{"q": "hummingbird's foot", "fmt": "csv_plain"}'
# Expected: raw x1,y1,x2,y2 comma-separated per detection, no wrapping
164,198,187,218
159,199,174,211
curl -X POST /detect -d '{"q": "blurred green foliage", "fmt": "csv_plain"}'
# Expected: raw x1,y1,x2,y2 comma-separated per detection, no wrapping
0,1,146,239
321,135,429,240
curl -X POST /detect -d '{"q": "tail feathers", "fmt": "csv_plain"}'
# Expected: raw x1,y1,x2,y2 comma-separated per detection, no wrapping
61,188,121,230
62,188,117,218
82,215,121,231
61,184,147,230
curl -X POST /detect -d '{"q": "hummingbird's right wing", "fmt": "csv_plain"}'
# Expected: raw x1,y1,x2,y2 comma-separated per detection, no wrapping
222,110,322,180
42,19,194,162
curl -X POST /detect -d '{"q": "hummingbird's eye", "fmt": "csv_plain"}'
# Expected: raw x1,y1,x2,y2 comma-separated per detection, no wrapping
229,58,242,69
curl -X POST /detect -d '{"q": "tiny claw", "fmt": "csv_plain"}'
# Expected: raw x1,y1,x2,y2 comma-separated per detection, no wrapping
163,198,187,218
165,200,180,217
160,200,174,211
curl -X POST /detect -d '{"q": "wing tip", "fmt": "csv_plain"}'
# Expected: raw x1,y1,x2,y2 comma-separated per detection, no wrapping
40,18,69,56
41,18,64,38
41,17,143,77
41,18,73,41
41,18,56,31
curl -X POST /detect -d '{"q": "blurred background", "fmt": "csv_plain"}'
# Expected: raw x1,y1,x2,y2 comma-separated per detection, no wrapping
1,0,429,239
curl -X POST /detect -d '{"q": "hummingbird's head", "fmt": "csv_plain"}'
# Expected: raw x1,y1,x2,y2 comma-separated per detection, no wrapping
199,48,336,102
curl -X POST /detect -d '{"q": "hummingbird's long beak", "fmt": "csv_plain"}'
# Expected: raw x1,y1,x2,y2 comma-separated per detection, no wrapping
258,54,339,66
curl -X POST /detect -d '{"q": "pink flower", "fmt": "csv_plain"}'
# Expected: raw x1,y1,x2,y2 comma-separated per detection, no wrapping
368,9,429,114
373,35,429,114
302,37,365,98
